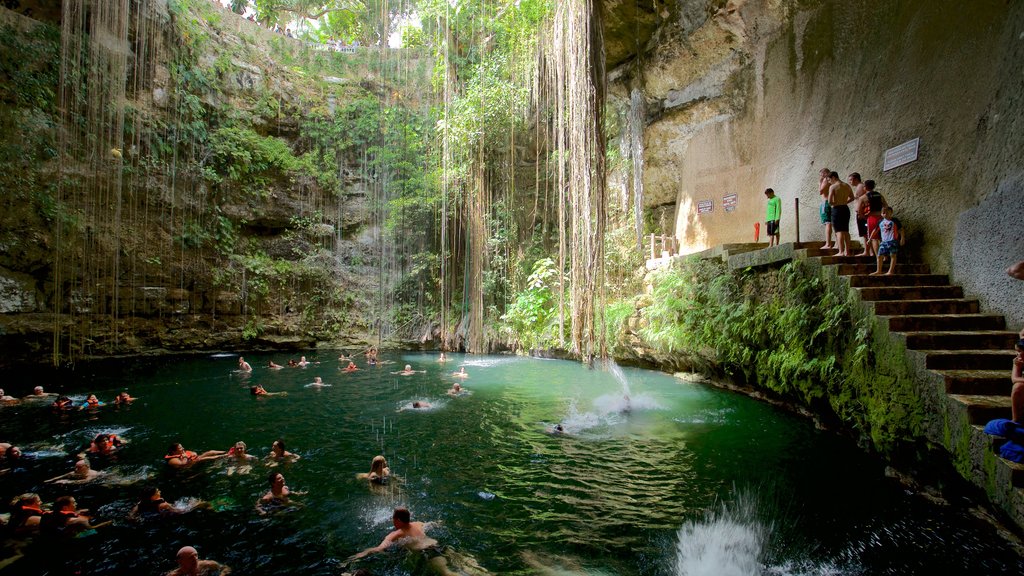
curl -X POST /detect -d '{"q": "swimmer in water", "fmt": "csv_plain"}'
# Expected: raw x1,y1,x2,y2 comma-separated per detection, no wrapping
438,352,448,363
39,495,109,537
52,396,72,410
551,424,565,434
256,471,305,514
46,459,104,484
131,486,178,518
78,394,104,409
164,443,227,469
238,356,253,372
306,376,331,388
23,385,56,400
411,401,431,409
297,356,310,367
356,455,391,485
341,361,360,372
8,493,44,534
165,545,230,576
446,383,463,396
114,391,136,405
451,366,469,378
348,507,460,576
394,364,418,376
0,388,18,404
88,433,125,456
268,360,283,370
250,385,287,397
225,441,255,476
267,439,300,463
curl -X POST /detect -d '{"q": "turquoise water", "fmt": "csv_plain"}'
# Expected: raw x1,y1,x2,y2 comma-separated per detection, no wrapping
0,352,1021,575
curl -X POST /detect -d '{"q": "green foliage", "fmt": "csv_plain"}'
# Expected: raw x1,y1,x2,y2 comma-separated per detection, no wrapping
640,259,923,452
499,257,559,351
207,126,299,195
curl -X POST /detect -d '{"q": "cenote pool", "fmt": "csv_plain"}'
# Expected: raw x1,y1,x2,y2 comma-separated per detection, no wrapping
0,352,1021,575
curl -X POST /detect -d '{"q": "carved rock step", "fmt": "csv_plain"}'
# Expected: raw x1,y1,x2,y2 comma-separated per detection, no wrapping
873,299,980,315
858,285,964,301
818,255,878,265
796,245,863,258
972,425,1024,487
848,274,950,288
836,263,931,276
925,350,1017,370
886,314,1006,332
936,370,1010,395
949,394,1011,424
904,331,1019,351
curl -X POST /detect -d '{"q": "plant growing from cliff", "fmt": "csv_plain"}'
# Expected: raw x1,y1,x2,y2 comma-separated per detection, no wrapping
499,257,559,352
207,126,300,196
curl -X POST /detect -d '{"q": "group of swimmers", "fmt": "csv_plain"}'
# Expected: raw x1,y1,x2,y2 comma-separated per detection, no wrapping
0,351,488,574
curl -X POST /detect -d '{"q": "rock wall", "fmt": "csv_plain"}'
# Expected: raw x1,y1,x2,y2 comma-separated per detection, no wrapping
609,0,1024,326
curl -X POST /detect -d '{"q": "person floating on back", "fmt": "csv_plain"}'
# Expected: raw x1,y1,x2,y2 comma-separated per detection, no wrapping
764,188,781,247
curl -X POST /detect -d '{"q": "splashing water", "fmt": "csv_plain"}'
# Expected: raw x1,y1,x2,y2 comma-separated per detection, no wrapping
558,399,606,433
674,494,768,576
605,359,632,398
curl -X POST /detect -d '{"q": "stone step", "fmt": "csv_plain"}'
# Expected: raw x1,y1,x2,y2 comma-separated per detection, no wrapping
973,426,1024,487
819,254,896,265
936,370,1010,395
858,285,964,301
836,263,931,275
925,350,1017,370
949,394,1011,424
798,247,863,258
886,314,1006,332
904,330,1018,351
848,274,950,288
873,299,980,315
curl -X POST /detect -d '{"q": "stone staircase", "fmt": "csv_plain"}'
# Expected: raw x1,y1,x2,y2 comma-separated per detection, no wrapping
695,239,1024,525
801,244,1024,525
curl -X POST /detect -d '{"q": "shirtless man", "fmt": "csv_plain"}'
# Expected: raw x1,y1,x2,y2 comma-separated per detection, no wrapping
46,459,104,484
818,167,834,249
349,507,458,576
848,173,869,255
23,386,56,400
827,171,855,256
165,546,231,576
0,389,18,404
257,471,305,514
238,357,252,372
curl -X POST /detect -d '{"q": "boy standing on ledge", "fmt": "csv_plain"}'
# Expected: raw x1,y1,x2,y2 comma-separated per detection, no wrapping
765,188,781,247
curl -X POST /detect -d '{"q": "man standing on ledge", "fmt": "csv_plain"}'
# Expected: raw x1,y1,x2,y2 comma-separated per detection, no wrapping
818,167,834,249
827,171,855,256
764,188,781,247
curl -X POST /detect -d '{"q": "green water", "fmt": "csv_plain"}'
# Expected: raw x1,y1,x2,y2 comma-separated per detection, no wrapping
0,353,1021,575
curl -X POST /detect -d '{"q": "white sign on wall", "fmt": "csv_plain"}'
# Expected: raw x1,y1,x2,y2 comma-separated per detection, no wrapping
882,137,920,171
697,199,714,215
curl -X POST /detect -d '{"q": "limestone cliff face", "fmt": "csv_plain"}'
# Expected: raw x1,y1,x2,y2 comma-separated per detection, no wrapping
606,0,1024,326
0,1,407,365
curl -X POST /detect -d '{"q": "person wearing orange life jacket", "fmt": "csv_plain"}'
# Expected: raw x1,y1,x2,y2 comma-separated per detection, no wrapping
164,443,226,469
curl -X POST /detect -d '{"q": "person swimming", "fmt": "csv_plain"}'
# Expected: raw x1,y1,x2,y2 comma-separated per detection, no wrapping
297,356,310,367
114,391,136,405
78,394,104,409
306,376,331,388
438,352,448,363
164,443,226,469
348,507,463,576
250,385,286,397
447,383,463,396
267,439,300,463
88,433,124,456
165,545,230,576
356,455,391,485
411,401,431,409
46,459,104,484
268,360,283,370
257,471,305,514
23,386,56,400
238,357,253,372
451,367,469,378
342,361,360,372
394,364,418,376
7,493,44,534
0,388,18,404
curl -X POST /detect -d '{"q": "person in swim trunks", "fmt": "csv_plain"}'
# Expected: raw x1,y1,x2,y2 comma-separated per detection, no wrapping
349,507,458,576
818,167,833,249
827,171,855,256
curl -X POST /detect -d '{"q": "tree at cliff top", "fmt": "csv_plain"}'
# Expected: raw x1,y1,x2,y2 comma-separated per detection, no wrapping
247,0,415,46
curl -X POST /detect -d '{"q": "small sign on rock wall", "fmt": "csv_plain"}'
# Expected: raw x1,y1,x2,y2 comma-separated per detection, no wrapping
697,199,714,215
722,194,737,213
883,137,920,171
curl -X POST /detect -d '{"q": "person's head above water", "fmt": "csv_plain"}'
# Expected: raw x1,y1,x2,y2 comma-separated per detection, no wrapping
176,546,200,570
370,455,388,474
33,386,44,395
404,364,412,371
392,506,411,527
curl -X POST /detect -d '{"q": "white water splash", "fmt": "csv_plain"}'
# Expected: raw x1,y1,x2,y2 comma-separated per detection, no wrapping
605,359,632,398
674,495,768,576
